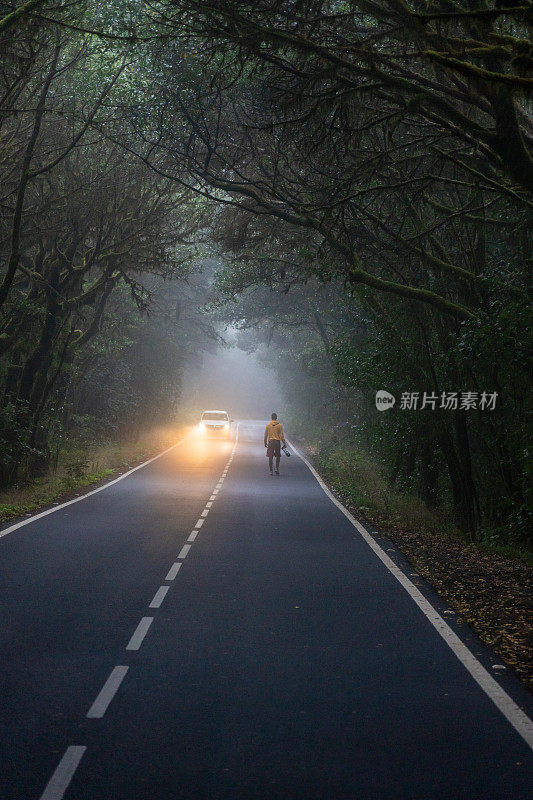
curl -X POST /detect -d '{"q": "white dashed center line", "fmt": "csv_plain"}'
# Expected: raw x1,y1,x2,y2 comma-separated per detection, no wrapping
39,746,86,800
38,428,241,800
177,543,191,559
87,666,129,718
126,617,154,651
149,586,170,609
165,562,182,580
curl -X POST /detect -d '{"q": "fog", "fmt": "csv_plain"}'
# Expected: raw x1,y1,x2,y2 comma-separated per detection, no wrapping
180,346,284,419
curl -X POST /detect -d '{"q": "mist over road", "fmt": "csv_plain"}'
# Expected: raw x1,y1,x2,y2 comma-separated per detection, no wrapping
180,348,284,419
1,421,532,799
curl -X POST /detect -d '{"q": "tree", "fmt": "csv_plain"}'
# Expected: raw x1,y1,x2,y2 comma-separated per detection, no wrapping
0,3,205,486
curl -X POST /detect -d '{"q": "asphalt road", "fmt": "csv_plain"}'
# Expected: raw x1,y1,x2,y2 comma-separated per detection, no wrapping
1,420,532,800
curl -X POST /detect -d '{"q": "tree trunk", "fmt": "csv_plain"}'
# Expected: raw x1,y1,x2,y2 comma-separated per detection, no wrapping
419,439,439,509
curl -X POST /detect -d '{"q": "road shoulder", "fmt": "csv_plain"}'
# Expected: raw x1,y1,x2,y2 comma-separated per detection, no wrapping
293,437,533,694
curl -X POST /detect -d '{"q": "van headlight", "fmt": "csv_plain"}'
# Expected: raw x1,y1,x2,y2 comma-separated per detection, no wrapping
199,422,206,431
224,422,230,430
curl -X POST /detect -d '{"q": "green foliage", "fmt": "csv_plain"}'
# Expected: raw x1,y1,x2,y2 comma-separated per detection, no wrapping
0,5,219,490
1,0,531,552
0,468,114,525
314,440,456,540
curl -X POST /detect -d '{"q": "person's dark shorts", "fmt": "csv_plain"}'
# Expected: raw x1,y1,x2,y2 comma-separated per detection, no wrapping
266,440,281,458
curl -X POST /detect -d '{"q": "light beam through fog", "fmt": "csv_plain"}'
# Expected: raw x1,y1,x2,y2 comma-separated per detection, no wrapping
180,347,284,419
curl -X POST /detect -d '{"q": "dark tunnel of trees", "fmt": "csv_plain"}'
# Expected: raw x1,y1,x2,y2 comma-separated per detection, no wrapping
0,0,531,545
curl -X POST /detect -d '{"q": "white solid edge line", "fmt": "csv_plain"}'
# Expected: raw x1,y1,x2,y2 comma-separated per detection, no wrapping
0,433,191,541
87,666,129,718
177,544,191,559
149,585,170,609
165,562,182,580
126,617,153,651
39,745,87,800
288,439,533,751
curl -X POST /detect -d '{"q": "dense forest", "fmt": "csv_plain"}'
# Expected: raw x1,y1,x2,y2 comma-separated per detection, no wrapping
0,0,531,546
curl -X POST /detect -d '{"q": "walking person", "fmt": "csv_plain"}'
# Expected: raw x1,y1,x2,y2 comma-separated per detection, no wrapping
264,412,286,475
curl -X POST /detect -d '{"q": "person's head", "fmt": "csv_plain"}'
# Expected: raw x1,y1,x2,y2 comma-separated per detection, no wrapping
271,412,277,420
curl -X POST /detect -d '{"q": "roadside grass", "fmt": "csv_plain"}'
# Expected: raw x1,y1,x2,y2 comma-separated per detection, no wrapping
305,438,531,564
476,540,533,566
313,442,455,538
0,424,187,525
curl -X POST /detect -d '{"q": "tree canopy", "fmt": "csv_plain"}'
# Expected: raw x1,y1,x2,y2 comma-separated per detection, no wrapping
0,0,531,542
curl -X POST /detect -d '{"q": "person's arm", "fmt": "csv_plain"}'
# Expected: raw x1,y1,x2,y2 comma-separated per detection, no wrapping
264,424,269,447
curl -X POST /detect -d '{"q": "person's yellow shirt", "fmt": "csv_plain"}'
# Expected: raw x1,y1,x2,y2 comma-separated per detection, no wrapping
264,420,285,445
